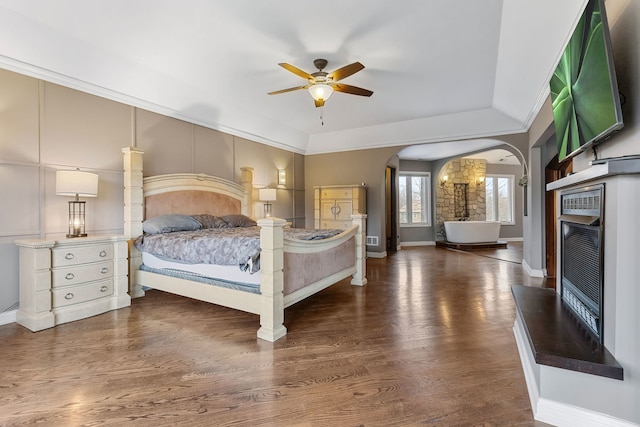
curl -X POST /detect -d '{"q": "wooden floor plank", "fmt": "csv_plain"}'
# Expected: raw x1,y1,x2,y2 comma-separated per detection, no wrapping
0,244,551,426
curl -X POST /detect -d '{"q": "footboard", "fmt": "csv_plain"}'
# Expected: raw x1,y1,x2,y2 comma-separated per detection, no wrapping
256,214,367,342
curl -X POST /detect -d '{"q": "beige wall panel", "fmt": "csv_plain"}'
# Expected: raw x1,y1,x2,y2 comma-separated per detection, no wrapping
272,189,293,220
136,109,193,176
0,69,40,164
193,126,234,180
234,137,269,186
294,153,304,191
0,164,40,236
0,237,20,312
40,83,132,170
92,171,125,234
43,166,77,235
266,145,293,189
234,136,295,189
294,189,306,222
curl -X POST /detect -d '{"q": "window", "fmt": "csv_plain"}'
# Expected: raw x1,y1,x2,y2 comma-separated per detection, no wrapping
485,174,515,224
399,173,431,226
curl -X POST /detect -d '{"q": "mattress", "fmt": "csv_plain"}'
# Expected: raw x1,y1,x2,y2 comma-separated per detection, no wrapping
141,251,260,285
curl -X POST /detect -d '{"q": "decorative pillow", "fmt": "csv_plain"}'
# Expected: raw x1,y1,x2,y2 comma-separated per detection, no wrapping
220,214,257,228
143,214,202,234
191,214,228,229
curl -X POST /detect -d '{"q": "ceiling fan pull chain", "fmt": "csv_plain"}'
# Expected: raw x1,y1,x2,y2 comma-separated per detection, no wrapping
320,105,324,126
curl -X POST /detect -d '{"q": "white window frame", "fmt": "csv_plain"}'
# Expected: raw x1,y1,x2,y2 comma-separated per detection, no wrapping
398,172,431,227
485,174,515,225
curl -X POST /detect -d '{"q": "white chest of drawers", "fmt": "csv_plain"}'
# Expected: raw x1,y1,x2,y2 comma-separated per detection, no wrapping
313,185,367,229
15,235,131,332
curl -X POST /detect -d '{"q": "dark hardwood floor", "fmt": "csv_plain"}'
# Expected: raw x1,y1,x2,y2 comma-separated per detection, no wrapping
0,244,551,426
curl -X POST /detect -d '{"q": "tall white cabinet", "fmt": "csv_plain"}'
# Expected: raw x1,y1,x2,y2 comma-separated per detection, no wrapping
314,185,366,229
15,235,130,331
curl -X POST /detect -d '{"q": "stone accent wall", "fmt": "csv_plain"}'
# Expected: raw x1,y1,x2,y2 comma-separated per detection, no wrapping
435,158,486,240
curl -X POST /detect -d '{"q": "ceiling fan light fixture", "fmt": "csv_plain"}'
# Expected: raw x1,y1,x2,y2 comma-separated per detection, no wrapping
308,84,333,102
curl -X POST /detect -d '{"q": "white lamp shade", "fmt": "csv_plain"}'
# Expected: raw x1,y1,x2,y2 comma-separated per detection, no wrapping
56,170,99,197
308,84,333,101
259,188,277,201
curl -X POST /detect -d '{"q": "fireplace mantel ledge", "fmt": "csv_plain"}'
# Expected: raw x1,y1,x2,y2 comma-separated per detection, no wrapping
512,285,623,380
547,156,640,191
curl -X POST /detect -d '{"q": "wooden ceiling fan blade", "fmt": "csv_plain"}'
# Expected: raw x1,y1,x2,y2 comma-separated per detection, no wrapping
328,62,364,82
268,85,309,95
314,98,325,108
333,83,373,97
279,63,313,80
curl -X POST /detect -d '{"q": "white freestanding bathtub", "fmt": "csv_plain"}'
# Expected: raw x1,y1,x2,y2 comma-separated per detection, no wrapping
444,221,501,244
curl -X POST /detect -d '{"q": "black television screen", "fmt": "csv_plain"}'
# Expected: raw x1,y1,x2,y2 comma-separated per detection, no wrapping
550,0,623,162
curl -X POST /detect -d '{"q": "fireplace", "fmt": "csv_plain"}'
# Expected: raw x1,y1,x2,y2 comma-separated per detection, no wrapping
559,184,604,342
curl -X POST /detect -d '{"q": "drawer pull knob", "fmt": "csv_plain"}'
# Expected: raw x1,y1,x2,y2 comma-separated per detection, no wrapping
65,293,74,300
100,285,108,292
65,273,75,280
99,250,107,257
65,253,74,260
101,267,109,274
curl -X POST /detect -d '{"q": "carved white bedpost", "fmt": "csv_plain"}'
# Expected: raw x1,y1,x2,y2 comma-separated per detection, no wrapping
240,167,253,218
350,214,368,286
122,147,145,298
256,217,287,342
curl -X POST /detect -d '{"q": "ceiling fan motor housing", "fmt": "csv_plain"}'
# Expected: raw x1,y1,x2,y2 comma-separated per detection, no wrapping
313,58,328,71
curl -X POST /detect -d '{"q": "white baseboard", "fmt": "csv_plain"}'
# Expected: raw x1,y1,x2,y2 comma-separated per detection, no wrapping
522,259,545,278
399,241,435,247
513,316,540,413
366,251,387,259
0,309,17,326
536,397,638,427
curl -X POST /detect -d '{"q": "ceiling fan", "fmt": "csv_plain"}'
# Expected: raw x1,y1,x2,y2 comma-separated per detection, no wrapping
268,58,373,107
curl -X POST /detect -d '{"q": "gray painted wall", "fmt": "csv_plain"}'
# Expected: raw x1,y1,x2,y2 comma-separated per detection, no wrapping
305,148,401,256
523,0,640,422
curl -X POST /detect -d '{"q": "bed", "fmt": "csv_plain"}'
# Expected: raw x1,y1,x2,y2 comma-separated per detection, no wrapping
122,147,367,342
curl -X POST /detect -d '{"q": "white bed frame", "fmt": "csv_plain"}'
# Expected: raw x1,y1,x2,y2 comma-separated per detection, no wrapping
122,147,367,342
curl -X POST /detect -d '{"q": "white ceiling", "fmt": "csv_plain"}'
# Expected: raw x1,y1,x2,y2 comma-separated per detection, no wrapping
464,149,521,166
397,141,521,165
0,0,586,159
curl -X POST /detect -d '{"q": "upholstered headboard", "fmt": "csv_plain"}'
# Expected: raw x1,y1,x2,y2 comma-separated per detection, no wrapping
142,172,252,219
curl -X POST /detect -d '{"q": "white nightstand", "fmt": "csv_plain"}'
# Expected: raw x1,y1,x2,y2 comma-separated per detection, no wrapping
15,235,131,331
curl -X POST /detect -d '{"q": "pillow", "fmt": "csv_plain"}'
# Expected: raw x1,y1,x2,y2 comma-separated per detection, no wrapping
220,214,257,228
191,214,228,229
143,214,202,234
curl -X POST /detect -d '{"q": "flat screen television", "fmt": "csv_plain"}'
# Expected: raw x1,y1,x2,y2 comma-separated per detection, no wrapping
550,0,623,162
